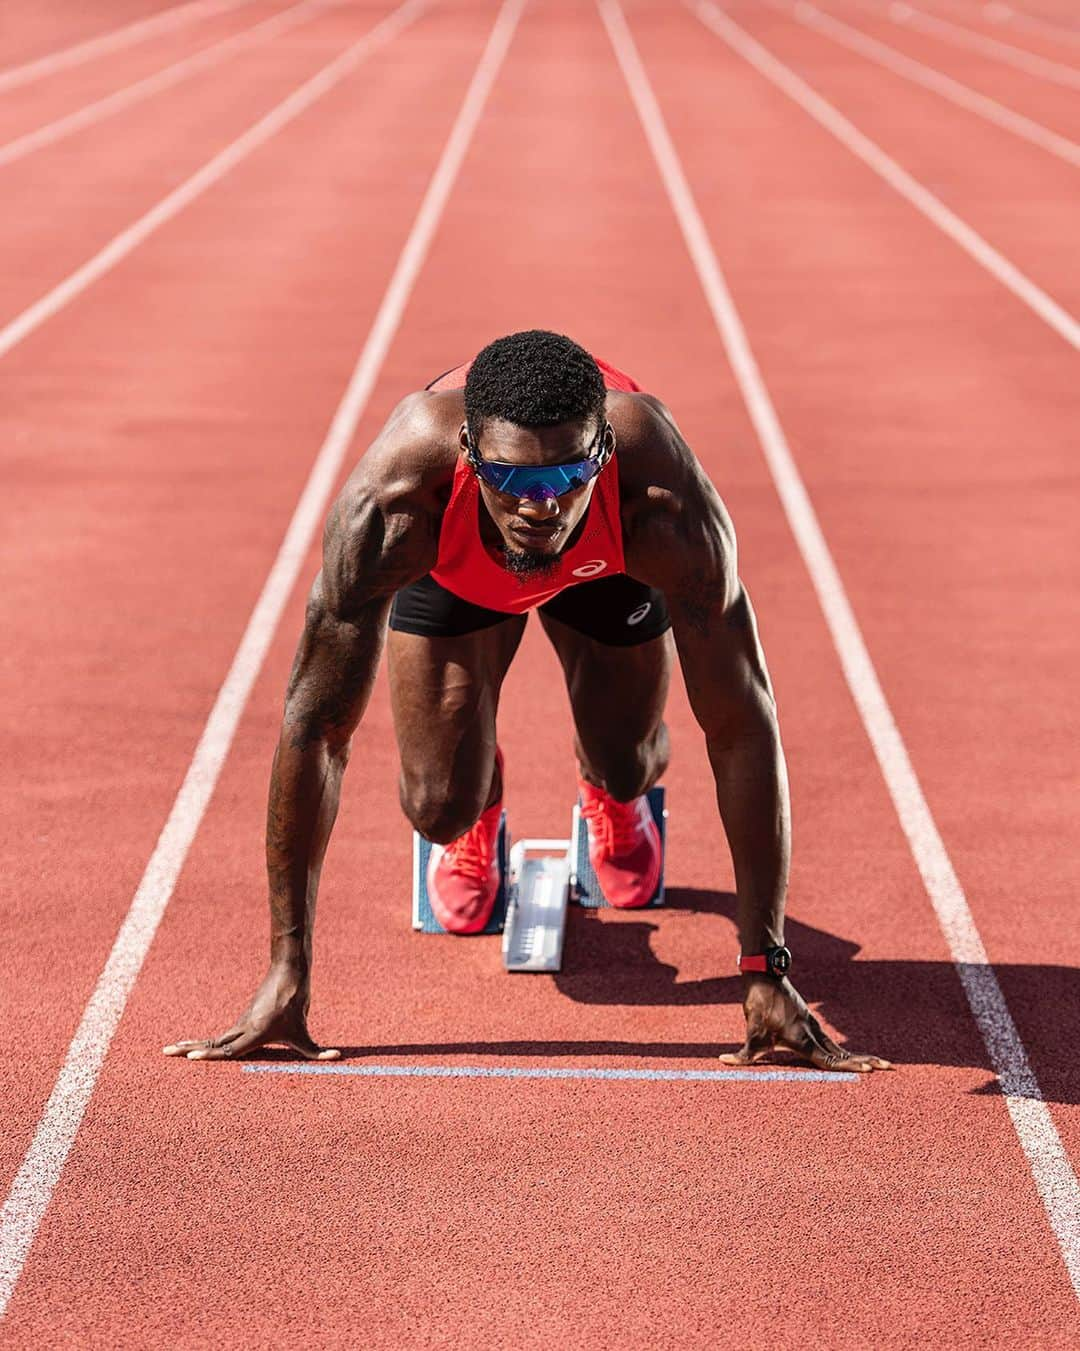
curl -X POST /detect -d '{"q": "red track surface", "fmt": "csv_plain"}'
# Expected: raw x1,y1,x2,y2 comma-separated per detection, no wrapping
1,0,1077,1344
0,1,193,71
909,0,1080,66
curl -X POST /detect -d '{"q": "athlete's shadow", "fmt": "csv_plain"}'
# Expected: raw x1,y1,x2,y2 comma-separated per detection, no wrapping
548,887,1080,1105
336,887,1080,1104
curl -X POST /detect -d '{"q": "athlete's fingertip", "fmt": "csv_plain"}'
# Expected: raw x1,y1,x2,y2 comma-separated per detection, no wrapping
187,1050,209,1061
317,1048,341,1061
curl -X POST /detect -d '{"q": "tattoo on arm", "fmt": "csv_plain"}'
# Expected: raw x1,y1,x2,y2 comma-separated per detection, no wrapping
674,570,719,636
285,611,383,751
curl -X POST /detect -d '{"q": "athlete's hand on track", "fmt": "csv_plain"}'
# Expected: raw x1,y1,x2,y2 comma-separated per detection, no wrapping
162,964,340,1062
721,975,892,1074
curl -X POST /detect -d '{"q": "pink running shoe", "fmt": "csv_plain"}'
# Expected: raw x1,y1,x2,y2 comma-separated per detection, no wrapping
577,775,662,909
426,750,505,935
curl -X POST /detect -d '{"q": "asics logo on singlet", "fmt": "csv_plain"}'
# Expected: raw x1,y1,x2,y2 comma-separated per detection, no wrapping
571,560,608,578
626,602,651,626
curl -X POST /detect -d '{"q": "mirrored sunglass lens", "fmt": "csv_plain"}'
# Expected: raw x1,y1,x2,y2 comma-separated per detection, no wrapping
476,463,514,492
476,457,600,497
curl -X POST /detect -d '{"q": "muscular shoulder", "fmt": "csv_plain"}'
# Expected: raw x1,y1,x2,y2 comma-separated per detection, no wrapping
609,392,737,603
608,392,708,507
344,389,462,506
321,390,463,618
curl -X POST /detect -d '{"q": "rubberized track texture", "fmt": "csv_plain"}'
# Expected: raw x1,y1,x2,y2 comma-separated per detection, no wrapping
0,0,1078,1345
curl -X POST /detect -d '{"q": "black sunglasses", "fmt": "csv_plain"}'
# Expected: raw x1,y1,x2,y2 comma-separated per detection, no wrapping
464,424,610,501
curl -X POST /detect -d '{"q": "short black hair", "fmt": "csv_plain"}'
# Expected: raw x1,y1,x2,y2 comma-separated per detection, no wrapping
464,330,606,441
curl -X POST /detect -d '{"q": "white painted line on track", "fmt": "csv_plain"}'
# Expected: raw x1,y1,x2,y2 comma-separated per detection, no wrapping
690,1,1080,350
0,0,339,171
980,1,1080,47
0,0,260,96
872,1,1080,88
771,0,1080,164
0,0,425,362
244,1063,863,1081
0,0,526,1318
600,0,1080,1301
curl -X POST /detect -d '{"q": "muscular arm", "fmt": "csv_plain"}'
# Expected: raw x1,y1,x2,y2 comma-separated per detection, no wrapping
267,396,452,974
165,395,447,1060
265,576,391,973
623,399,789,954
673,572,790,955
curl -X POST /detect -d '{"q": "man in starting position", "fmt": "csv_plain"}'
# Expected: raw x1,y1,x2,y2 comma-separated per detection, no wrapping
165,330,890,1073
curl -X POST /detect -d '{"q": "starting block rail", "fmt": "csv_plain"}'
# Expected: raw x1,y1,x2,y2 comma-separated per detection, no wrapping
502,840,571,973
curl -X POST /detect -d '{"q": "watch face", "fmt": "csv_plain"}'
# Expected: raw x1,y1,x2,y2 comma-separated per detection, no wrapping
769,946,791,975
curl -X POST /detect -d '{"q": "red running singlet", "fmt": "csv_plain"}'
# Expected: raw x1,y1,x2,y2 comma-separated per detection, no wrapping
427,355,643,615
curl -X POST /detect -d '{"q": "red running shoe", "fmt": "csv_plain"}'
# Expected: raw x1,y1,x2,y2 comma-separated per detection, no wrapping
426,750,504,934
577,775,661,909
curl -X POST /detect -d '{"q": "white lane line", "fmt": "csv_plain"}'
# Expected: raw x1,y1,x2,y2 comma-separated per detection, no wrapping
244,1063,863,1081
0,0,426,362
876,1,1080,88
0,0,523,1319
981,1,1080,47
600,0,1080,1302
773,0,1080,165
0,0,260,95
690,1,1080,350
0,0,339,171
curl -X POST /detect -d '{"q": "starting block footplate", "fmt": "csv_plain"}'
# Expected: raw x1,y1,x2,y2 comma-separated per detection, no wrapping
411,785,667,955
412,812,510,935
571,784,666,908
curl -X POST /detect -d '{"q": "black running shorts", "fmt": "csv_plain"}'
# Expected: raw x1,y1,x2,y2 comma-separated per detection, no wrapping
390,572,672,647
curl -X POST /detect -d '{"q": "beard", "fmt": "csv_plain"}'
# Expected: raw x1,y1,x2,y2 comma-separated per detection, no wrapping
498,542,562,579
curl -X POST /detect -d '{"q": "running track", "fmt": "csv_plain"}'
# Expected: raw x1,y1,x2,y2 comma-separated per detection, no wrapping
1,0,1077,1343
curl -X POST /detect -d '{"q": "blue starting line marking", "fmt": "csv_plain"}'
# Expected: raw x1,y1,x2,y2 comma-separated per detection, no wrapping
243,1063,859,1083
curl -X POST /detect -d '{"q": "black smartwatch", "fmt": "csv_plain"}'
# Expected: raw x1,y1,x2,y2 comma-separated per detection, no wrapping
737,945,792,977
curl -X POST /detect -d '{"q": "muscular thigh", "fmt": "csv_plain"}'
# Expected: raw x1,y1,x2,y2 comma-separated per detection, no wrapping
387,617,525,806
539,610,673,764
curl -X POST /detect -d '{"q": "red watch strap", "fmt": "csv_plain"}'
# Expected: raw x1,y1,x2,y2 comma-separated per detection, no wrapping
737,953,769,972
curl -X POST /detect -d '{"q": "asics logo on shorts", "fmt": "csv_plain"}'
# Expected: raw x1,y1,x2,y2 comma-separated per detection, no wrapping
626,602,651,626
571,560,608,579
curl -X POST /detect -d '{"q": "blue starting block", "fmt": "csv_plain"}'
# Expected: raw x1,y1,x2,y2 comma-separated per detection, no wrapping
571,784,666,908
411,811,510,935
411,786,667,967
